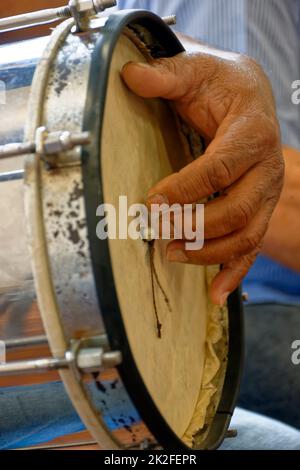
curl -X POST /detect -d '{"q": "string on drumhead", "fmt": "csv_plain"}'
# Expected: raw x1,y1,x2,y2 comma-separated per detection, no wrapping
147,240,172,339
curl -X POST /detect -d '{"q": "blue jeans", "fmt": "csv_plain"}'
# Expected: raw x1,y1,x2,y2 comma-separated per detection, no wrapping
239,304,300,429
0,381,299,450
1,303,300,450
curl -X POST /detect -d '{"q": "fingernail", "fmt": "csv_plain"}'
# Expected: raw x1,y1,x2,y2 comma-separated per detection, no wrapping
167,249,189,263
219,291,230,307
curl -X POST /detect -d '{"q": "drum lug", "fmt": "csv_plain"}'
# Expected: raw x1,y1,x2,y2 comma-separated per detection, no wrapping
67,346,122,374
0,336,122,376
0,127,90,163
225,429,238,439
0,1,177,35
69,0,116,33
69,335,122,373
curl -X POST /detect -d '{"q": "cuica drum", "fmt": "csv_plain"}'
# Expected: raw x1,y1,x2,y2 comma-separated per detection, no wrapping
0,7,244,450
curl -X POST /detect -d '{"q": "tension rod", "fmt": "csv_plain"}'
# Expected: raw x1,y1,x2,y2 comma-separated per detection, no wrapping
0,0,117,33
0,1,176,33
0,128,91,160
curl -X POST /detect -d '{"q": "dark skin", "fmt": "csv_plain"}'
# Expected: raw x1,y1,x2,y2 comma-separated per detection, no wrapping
122,45,284,305
263,146,300,272
3,2,285,305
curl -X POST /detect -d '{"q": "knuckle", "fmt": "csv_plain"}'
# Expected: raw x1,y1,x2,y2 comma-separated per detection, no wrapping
178,181,194,201
262,117,280,145
173,173,202,203
244,248,261,266
243,56,265,78
262,149,285,186
242,231,262,254
237,55,267,87
253,116,279,147
160,57,178,75
244,115,282,165
221,199,253,234
230,199,254,229
205,158,232,192
229,56,262,94
154,53,186,76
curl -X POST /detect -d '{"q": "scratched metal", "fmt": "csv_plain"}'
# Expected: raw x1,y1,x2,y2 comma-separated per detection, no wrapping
40,30,105,339
0,25,156,449
38,29,155,448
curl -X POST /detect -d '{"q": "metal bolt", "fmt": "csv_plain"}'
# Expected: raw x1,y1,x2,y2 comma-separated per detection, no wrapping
226,429,238,439
0,128,90,160
0,347,122,376
77,347,104,372
93,0,117,12
162,15,177,26
102,351,122,368
0,0,117,33
42,130,91,154
71,0,94,14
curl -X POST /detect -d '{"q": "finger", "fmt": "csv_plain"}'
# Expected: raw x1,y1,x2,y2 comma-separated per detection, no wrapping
203,164,279,239
121,54,215,101
147,114,280,206
166,200,273,266
209,250,261,305
163,164,276,240
149,163,279,241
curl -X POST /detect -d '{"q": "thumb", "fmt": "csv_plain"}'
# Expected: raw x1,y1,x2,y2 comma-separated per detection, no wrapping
121,55,194,100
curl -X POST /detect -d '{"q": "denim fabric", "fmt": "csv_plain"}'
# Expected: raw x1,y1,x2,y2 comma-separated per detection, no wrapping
0,382,85,449
239,304,300,429
0,380,140,449
0,381,300,450
220,408,300,450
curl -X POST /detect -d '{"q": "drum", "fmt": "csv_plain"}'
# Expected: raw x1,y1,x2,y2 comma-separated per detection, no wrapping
0,8,244,450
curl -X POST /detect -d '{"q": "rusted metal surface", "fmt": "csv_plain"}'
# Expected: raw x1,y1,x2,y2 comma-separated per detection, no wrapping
0,9,177,451
40,28,105,339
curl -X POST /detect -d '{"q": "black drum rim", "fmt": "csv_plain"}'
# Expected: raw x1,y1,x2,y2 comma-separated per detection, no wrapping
82,9,244,450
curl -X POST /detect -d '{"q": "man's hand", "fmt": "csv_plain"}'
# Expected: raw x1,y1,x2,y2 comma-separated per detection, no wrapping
122,47,284,305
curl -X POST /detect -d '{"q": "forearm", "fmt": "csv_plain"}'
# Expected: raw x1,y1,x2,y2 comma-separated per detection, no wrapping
263,146,300,272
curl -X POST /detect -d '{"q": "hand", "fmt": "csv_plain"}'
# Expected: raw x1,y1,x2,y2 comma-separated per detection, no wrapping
122,47,284,305
263,146,300,272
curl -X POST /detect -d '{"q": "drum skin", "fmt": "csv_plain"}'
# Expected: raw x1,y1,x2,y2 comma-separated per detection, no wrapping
0,9,244,450
83,10,244,449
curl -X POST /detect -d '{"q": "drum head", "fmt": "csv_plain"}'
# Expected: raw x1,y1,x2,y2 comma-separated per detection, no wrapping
101,33,227,444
